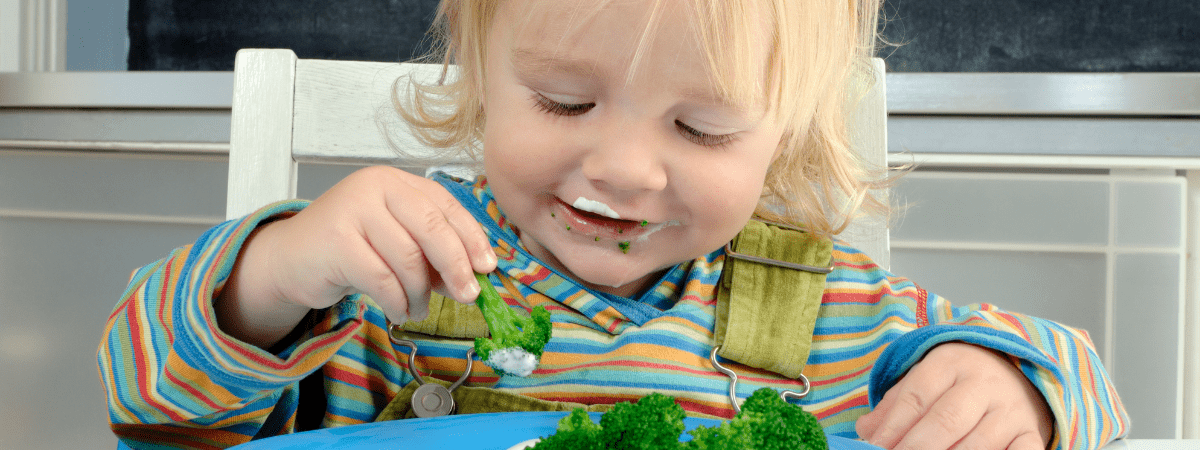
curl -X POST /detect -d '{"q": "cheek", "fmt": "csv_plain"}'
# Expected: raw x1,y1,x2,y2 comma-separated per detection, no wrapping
679,140,778,233
485,113,562,180
697,146,777,205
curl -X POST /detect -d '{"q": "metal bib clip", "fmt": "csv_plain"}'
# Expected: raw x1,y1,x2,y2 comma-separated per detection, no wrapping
390,327,475,418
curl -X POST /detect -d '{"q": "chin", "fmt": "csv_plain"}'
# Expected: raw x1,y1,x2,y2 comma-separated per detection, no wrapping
558,251,665,296
578,269,640,290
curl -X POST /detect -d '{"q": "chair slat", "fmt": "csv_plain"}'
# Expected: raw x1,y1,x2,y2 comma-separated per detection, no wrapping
292,59,458,167
841,58,890,269
227,49,299,220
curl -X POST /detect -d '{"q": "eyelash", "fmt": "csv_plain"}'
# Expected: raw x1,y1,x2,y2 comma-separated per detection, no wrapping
675,120,734,148
532,93,594,116
531,93,735,148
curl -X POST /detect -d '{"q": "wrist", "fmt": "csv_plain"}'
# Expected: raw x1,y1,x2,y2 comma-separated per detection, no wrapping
214,220,311,348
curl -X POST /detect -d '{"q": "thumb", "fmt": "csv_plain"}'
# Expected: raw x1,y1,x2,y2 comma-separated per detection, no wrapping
855,405,887,441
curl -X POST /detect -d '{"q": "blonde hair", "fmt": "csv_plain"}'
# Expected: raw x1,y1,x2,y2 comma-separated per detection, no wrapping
394,0,892,237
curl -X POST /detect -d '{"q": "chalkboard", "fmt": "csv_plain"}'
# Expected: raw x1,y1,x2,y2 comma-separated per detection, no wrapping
128,0,442,71
879,0,1200,72
128,0,1200,72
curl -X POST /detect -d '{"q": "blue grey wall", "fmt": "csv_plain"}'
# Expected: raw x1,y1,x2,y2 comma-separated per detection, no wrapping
66,0,128,70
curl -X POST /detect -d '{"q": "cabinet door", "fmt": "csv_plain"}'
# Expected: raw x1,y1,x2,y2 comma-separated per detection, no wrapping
889,170,1186,439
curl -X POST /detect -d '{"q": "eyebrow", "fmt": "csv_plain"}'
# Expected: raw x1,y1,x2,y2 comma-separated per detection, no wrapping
676,85,736,109
510,47,750,113
510,48,601,79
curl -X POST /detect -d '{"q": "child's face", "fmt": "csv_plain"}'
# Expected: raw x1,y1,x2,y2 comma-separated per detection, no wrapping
481,0,784,297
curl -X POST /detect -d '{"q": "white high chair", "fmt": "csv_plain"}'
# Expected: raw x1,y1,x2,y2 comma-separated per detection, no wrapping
225,49,891,268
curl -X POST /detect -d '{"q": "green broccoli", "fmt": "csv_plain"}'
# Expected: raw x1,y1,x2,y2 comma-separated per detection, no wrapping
529,388,827,450
681,419,753,449
599,393,687,450
473,272,552,377
685,388,828,450
529,409,603,450
530,393,685,450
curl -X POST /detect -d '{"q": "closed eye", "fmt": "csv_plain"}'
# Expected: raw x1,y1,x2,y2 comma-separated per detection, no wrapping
675,120,734,147
532,93,595,117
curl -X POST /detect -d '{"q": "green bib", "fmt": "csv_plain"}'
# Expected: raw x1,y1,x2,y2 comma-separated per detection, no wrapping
714,220,832,379
375,220,832,421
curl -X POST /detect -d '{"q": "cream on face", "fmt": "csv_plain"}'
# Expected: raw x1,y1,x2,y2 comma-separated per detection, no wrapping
552,196,678,247
571,197,621,219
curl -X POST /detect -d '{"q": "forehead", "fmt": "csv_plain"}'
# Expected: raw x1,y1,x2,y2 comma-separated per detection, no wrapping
497,0,692,68
492,0,774,107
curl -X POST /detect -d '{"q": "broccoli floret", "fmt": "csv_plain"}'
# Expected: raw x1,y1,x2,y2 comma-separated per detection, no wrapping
599,393,687,450
473,272,552,377
531,393,685,450
530,388,826,450
686,388,828,450
529,409,604,450
681,419,753,449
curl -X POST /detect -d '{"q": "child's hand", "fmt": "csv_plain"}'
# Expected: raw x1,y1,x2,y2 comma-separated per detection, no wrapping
854,342,1053,450
217,166,497,346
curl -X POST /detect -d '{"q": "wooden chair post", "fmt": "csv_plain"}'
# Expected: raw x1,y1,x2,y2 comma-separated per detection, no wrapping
227,49,299,220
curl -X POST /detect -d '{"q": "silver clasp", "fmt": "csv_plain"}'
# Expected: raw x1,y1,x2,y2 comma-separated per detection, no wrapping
390,325,474,418
709,345,810,414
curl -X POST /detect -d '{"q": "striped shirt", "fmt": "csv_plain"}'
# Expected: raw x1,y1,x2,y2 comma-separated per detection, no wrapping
98,175,1128,449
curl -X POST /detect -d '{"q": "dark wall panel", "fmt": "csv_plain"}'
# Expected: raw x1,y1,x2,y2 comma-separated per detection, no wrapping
128,0,441,70
880,0,1200,71
129,0,1200,72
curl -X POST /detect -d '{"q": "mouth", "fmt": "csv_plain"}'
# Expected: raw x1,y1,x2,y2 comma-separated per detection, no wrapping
552,198,651,244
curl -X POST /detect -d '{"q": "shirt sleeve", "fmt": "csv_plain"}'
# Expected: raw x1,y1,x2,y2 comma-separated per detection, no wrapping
95,200,372,449
867,291,1131,450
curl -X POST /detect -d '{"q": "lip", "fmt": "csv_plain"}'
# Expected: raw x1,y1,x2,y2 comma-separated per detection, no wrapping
551,199,649,242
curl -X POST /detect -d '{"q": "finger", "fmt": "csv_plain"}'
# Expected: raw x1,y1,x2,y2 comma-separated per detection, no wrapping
360,215,435,321
855,402,886,441
892,385,987,450
1006,431,1046,450
946,410,1006,450
338,235,411,324
383,177,482,304
863,365,956,449
416,176,498,274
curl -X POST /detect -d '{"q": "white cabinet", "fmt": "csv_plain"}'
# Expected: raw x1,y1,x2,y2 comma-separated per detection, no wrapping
890,170,1188,439
884,73,1199,439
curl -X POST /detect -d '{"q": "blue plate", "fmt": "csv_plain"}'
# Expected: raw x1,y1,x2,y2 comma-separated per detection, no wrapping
230,412,881,450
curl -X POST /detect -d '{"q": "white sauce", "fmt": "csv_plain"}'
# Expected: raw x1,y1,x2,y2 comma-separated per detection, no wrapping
635,220,681,242
572,197,621,219
487,347,539,377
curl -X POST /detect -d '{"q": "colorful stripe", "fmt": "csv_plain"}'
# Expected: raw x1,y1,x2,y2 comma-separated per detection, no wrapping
97,175,1128,449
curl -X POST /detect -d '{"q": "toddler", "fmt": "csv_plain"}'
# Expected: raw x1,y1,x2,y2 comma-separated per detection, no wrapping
98,0,1128,449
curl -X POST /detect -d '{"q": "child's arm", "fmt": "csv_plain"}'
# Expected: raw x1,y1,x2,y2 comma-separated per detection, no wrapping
214,166,496,348
98,200,335,448
857,293,1129,450
97,166,496,447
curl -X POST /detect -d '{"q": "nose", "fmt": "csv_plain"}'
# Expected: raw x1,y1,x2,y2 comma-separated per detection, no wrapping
580,119,669,193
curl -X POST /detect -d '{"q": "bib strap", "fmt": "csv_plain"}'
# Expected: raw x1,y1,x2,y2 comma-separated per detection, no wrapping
714,220,833,379
400,292,489,338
